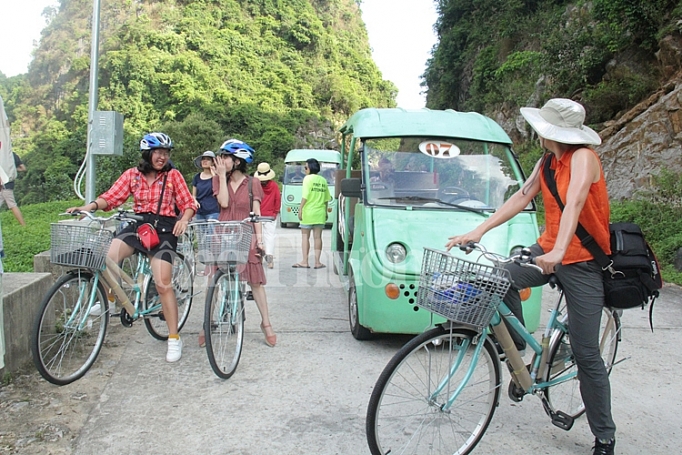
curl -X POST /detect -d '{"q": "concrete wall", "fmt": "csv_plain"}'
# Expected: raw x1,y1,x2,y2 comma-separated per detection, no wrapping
1,272,53,375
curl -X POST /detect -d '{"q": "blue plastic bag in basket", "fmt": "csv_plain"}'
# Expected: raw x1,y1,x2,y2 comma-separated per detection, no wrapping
435,282,481,304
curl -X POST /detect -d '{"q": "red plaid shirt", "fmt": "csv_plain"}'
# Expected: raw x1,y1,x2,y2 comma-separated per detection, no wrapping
100,168,194,217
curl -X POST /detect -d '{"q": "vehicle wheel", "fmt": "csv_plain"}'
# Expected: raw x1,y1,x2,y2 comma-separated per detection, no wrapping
143,253,194,340
205,269,245,379
280,219,286,228
366,325,501,455
348,272,372,340
31,271,109,385
544,307,620,419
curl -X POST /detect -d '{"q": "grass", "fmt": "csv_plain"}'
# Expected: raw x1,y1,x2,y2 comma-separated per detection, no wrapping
1,199,82,272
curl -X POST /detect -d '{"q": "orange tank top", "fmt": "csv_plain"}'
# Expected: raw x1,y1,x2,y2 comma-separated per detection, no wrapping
538,148,611,265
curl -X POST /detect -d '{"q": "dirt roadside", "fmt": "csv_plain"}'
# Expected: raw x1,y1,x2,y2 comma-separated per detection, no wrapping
0,323,128,455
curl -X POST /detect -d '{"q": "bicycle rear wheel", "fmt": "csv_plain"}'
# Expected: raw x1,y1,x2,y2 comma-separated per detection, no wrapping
204,268,245,379
144,253,194,340
544,306,620,419
31,271,109,385
366,325,501,455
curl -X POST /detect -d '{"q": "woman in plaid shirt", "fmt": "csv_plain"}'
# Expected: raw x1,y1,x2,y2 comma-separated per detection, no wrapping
68,132,195,363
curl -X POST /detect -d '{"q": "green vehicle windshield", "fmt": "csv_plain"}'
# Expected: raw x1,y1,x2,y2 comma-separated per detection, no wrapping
283,162,338,185
362,137,531,211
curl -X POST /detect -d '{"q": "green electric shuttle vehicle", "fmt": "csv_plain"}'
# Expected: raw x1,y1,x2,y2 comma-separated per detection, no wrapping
280,149,342,228
332,108,543,339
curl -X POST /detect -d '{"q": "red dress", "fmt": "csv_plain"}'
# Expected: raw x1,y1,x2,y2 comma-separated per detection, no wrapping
213,175,267,285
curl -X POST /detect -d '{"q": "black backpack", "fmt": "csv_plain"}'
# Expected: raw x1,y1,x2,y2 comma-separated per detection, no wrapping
603,223,662,309
542,155,662,325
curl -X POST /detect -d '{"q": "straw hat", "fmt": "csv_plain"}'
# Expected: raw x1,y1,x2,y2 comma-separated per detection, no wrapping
193,151,216,168
520,98,601,146
254,162,276,181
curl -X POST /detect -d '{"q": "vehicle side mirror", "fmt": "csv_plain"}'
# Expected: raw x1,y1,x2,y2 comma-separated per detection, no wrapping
340,178,361,198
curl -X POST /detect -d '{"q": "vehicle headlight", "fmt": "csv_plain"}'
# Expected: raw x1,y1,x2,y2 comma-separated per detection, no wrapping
386,243,407,263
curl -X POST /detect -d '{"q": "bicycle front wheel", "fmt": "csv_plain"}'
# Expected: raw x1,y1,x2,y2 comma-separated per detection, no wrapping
544,306,620,419
144,253,194,340
31,271,109,385
204,268,245,379
367,325,501,455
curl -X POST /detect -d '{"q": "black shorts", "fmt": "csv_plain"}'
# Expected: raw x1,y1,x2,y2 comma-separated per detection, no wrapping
116,214,178,264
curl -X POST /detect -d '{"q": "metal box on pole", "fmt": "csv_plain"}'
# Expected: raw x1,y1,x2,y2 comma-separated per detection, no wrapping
91,111,124,156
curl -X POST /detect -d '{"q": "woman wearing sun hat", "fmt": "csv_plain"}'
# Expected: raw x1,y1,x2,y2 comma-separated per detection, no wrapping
445,98,616,455
254,162,281,269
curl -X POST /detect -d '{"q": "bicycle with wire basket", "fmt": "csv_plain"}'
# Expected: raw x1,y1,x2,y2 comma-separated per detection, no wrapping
366,243,622,455
191,213,274,379
31,210,195,385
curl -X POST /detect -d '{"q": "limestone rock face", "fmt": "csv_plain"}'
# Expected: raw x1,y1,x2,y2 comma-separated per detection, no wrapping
598,77,682,200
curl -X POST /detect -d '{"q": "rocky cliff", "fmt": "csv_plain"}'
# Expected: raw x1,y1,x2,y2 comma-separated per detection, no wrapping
596,34,682,200
598,74,682,200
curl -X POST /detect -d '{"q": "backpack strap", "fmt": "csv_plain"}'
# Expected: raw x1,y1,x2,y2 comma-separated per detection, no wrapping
542,155,615,273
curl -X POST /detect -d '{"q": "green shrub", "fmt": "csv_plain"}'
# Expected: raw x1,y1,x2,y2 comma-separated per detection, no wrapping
1,200,82,272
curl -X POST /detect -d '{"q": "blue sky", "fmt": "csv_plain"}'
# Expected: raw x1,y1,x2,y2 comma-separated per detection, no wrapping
0,0,438,108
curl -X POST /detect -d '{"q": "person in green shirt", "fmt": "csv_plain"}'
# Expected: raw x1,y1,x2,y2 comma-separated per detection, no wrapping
293,158,331,269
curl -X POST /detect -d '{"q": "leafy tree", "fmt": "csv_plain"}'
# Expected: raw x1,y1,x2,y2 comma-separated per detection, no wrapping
1,0,395,203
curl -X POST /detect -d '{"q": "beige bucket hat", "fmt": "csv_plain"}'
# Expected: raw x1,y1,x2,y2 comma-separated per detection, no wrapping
254,162,276,181
520,98,601,145
193,151,216,168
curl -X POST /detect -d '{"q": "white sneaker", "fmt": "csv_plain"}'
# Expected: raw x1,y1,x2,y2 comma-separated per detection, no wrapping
89,303,102,317
166,337,183,363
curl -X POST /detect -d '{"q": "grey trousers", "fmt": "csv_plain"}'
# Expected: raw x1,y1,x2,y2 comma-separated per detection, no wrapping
502,243,616,440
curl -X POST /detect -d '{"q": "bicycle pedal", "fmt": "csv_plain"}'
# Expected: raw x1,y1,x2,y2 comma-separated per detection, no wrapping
158,311,166,322
551,410,574,431
507,379,526,402
246,291,254,300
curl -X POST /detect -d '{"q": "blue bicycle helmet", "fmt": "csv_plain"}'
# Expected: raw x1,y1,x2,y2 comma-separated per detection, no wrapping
140,132,173,151
219,138,254,163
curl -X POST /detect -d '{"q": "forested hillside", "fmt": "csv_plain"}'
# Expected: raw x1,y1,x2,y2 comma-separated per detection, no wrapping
424,0,682,274
0,0,395,202
425,0,680,129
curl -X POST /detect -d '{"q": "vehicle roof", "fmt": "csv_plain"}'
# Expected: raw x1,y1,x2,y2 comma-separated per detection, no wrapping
339,108,512,144
284,149,342,164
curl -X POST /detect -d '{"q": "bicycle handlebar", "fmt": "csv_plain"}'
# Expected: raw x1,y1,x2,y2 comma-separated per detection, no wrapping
61,209,145,223
458,241,544,274
188,212,275,225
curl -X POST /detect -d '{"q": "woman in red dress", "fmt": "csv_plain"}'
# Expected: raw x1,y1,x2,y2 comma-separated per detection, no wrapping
198,139,277,347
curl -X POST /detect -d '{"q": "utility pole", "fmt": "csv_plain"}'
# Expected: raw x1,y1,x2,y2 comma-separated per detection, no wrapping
85,0,102,202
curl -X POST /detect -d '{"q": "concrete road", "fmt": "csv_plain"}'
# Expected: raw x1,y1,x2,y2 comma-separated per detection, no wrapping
60,226,682,453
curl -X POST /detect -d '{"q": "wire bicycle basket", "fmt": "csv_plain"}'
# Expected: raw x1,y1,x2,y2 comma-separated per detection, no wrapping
192,221,253,266
417,248,512,330
50,223,114,271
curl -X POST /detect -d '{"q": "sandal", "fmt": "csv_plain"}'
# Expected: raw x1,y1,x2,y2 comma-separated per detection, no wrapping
260,323,277,347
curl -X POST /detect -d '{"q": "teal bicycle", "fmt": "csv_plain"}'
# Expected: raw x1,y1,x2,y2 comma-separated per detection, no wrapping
192,214,273,379
366,243,621,454
31,210,194,385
